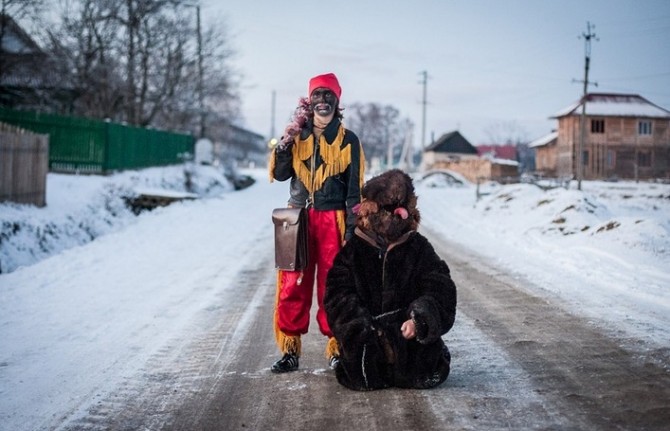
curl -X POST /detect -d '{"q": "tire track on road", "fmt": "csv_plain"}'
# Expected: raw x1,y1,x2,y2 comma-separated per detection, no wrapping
423,224,670,430
58,252,276,431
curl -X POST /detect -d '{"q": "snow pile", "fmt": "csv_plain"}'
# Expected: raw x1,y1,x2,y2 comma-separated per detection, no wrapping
0,164,234,274
417,178,670,348
472,181,669,256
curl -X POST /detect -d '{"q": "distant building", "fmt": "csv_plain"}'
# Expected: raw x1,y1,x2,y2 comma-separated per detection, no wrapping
476,144,517,161
422,131,478,168
216,123,266,168
422,130,518,182
515,143,536,173
529,131,558,177
0,14,75,112
552,93,670,180
478,142,535,174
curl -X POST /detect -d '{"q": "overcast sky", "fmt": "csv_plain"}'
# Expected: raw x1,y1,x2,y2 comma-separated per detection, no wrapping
203,0,670,147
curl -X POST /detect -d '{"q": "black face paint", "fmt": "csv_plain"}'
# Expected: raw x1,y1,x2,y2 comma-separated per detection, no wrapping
310,88,337,117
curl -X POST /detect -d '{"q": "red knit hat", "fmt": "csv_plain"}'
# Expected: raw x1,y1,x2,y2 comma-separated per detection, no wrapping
308,73,342,100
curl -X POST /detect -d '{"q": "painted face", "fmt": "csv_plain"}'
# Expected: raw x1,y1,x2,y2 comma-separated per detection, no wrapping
310,88,337,117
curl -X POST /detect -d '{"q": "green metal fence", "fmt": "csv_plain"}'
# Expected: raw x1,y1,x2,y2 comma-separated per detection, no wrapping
0,108,194,174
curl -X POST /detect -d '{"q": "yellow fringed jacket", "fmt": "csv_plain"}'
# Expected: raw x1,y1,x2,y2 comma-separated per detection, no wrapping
269,118,365,240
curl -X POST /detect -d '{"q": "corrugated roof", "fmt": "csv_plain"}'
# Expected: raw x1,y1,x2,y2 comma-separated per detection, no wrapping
553,93,670,119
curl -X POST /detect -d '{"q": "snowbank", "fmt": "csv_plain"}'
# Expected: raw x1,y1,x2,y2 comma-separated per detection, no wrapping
0,164,234,274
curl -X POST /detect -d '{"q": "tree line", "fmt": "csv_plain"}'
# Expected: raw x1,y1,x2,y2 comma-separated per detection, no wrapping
1,0,239,139
2,0,416,166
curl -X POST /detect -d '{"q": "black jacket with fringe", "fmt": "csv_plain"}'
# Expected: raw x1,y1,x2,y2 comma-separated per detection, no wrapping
324,228,457,390
271,117,364,241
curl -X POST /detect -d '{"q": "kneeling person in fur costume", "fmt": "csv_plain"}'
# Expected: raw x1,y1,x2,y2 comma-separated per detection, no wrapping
324,169,457,390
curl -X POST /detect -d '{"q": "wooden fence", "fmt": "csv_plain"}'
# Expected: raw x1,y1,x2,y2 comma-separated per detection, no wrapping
0,122,49,207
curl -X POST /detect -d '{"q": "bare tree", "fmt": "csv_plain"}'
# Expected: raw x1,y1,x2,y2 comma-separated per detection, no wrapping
41,0,239,136
46,0,124,118
0,0,45,25
155,12,240,135
484,120,529,145
346,102,411,168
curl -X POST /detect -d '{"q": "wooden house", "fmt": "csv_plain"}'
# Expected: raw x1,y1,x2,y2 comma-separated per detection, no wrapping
552,93,670,180
422,130,518,182
422,131,478,167
529,131,558,177
0,14,75,112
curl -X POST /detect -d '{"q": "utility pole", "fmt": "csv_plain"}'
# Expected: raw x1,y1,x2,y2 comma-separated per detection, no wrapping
576,21,598,190
419,70,428,149
195,4,205,139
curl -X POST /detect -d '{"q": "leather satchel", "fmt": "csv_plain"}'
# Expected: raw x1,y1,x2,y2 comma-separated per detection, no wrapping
272,207,309,271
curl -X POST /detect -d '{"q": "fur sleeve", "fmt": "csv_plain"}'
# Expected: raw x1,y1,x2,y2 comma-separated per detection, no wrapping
324,242,375,346
408,235,457,344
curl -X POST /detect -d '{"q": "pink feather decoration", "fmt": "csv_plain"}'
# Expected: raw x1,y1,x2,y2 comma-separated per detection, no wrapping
279,97,313,148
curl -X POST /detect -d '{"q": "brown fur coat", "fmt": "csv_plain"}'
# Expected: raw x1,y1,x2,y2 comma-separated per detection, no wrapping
324,170,457,390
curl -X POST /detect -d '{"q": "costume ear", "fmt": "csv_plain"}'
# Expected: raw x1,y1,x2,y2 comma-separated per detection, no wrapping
357,200,378,217
408,195,420,230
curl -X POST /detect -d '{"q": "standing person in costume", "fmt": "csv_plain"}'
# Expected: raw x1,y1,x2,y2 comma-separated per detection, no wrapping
269,72,365,373
324,169,456,390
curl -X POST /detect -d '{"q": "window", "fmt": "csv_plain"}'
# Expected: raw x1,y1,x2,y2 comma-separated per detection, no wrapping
638,120,652,135
591,119,605,134
637,151,651,167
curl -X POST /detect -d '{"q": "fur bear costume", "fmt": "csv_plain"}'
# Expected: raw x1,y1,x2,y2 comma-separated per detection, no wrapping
324,169,457,390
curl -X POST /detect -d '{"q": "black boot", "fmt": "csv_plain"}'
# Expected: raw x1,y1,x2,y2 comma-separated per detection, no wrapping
271,353,299,373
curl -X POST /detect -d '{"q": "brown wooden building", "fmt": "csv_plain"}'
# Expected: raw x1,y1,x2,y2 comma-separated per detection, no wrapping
552,93,670,180
529,131,558,177
422,130,518,182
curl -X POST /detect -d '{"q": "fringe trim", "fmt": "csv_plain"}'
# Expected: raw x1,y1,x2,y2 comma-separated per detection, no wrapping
336,209,346,244
273,270,302,355
268,150,277,183
358,144,366,189
325,336,340,359
292,125,349,195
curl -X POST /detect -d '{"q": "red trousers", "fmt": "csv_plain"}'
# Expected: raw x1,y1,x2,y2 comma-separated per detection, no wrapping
276,208,342,338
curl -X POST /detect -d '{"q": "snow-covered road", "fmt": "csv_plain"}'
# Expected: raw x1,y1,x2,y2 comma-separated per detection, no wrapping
1,167,668,430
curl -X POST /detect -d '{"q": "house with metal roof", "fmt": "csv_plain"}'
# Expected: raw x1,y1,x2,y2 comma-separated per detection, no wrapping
551,93,670,180
421,130,518,182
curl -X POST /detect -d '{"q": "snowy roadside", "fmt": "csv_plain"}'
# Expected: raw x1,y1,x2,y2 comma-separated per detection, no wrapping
416,177,670,353
0,165,234,274
0,167,286,430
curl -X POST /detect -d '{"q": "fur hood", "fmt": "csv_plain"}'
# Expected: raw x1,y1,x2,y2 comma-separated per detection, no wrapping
355,169,420,243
